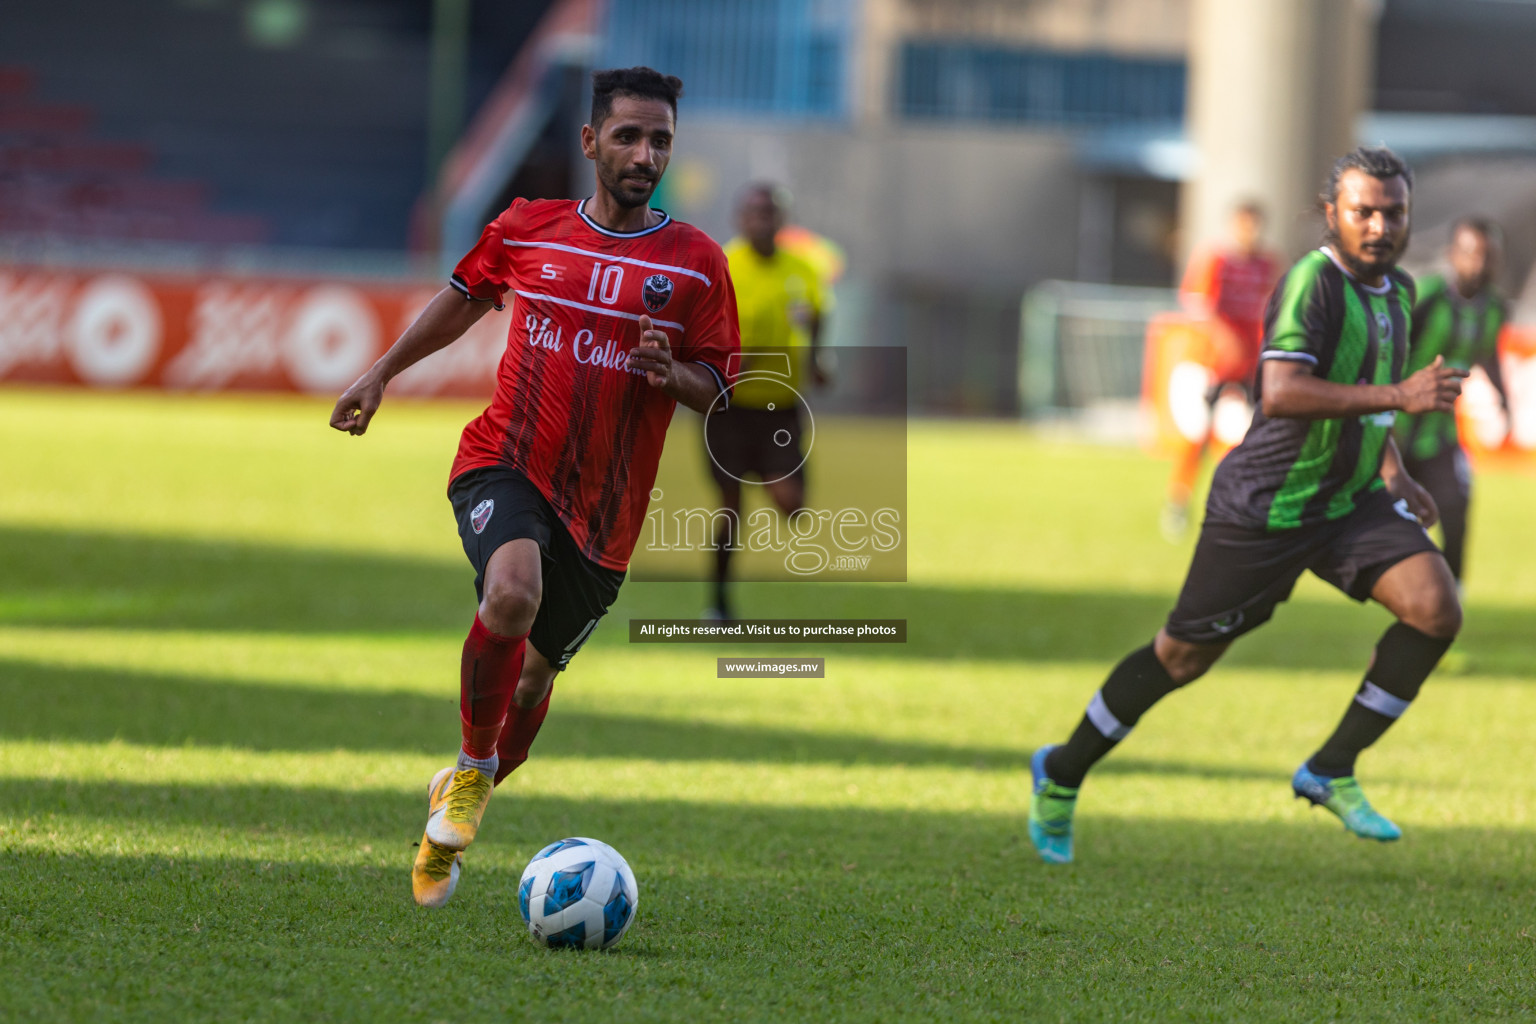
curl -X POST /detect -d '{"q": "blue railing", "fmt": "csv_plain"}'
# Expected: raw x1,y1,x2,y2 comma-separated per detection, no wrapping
901,42,1185,127
602,0,854,119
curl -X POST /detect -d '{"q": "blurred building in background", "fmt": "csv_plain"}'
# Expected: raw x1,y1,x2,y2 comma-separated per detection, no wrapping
6,0,1536,417
432,0,1191,415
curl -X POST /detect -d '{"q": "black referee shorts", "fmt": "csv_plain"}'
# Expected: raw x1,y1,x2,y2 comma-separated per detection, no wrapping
1165,487,1442,645
704,405,806,487
448,465,625,670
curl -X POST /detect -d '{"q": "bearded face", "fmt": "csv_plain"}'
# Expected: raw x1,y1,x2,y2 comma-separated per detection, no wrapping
1325,169,1411,282
586,95,674,210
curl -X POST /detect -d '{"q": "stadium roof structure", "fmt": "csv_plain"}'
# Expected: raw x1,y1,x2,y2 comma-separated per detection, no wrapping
1076,112,1536,181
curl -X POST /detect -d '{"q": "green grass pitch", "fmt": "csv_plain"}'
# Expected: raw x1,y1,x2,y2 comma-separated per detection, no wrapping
2,388,1534,1022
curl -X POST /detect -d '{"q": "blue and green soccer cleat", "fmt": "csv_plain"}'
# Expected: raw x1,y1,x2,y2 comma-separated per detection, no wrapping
1028,745,1079,864
1292,765,1402,842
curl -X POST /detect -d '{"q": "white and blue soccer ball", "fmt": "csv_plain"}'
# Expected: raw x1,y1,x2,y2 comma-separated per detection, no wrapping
518,837,639,950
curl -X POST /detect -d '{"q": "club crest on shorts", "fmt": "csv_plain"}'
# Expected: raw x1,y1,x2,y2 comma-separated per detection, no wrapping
1210,610,1244,635
642,274,674,313
471,499,494,535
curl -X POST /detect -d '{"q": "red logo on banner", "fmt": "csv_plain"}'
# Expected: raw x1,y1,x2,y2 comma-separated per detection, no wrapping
0,265,509,398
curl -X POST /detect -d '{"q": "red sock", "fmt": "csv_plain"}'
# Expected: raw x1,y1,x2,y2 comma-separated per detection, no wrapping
494,692,551,785
459,614,528,759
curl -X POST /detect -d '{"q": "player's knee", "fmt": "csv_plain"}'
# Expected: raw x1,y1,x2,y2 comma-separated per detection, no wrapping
1404,590,1462,640
481,576,540,634
773,481,804,517
1153,631,1223,686
512,672,553,710
1162,653,1210,687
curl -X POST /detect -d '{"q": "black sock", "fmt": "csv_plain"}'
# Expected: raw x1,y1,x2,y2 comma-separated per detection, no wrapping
1045,643,1187,788
1308,622,1453,777
712,531,733,614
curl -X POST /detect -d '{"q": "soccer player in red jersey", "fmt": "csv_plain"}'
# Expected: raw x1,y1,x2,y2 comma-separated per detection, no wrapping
329,67,739,909
1163,201,1281,538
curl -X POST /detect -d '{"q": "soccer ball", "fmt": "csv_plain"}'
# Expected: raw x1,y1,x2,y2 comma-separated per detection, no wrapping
518,837,639,950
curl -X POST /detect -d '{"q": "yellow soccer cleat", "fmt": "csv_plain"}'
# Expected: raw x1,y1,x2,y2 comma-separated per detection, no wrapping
412,830,463,908
413,768,468,907
424,765,494,851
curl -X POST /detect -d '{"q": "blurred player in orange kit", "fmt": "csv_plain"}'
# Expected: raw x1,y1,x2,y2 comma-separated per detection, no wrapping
1163,201,1281,539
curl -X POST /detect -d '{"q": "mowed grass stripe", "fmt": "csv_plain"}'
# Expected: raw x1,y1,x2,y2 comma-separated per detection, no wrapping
5,646,1536,796
3,736,1531,831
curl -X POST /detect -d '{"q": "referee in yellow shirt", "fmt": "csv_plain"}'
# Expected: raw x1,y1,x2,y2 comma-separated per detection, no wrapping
704,183,829,620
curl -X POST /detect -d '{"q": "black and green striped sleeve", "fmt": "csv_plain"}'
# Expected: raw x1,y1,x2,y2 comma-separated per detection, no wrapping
1261,250,1340,370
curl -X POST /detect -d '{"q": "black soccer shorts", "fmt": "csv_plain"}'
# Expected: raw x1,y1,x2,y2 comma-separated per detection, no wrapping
449,465,625,670
1404,445,1473,578
1164,487,1443,645
1403,446,1471,519
704,405,806,487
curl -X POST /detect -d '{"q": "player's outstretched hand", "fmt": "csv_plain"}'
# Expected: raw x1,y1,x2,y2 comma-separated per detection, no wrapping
628,314,673,389
1396,355,1469,415
330,372,384,435
1387,471,1440,529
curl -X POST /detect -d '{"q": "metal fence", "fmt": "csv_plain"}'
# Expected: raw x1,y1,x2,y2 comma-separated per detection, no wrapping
1018,280,1179,415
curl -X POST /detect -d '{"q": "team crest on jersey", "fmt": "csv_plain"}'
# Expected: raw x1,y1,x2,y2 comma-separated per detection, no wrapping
1375,310,1392,342
471,499,494,535
642,274,674,312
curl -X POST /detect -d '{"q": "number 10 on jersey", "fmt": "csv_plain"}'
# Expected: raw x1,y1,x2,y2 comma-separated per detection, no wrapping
588,263,623,305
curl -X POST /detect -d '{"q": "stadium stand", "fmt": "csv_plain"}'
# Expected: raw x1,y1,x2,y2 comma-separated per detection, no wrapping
0,0,549,250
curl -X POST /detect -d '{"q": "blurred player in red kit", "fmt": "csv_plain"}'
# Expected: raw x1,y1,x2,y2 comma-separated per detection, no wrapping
1164,200,1281,538
330,67,739,908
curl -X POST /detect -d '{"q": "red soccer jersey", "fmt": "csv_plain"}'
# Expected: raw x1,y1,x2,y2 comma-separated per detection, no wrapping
1181,247,1281,384
1182,247,1280,338
449,197,739,570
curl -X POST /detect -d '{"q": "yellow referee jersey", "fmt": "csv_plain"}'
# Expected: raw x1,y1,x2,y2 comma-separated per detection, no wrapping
724,238,827,409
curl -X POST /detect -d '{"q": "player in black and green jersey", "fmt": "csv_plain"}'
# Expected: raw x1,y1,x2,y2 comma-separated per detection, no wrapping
1396,218,1509,580
1026,147,1470,864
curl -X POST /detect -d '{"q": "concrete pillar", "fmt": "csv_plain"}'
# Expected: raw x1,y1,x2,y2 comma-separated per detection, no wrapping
1181,0,1381,263
852,0,901,129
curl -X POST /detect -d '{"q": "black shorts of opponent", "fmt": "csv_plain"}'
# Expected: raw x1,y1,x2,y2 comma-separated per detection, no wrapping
1165,487,1442,645
1403,446,1472,579
449,465,624,670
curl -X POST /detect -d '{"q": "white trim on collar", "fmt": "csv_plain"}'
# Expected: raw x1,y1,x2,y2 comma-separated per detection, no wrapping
577,198,672,238
1320,246,1394,295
